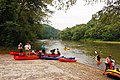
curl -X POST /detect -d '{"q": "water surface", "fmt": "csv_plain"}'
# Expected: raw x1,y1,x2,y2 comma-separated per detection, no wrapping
39,40,120,70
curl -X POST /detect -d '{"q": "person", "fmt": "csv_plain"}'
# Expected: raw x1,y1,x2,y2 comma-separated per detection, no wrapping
111,58,115,70
64,45,67,50
116,68,120,72
50,49,56,55
96,54,101,62
24,42,31,55
57,48,61,55
41,44,46,55
18,42,23,55
105,55,112,71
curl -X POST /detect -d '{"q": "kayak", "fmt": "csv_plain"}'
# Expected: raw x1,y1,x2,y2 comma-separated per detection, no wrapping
10,51,23,55
44,54,60,57
40,56,75,60
104,69,120,79
60,56,75,59
40,56,58,60
14,55,39,60
95,55,102,64
58,58,76,62
64,47,70,50
10,51,33,55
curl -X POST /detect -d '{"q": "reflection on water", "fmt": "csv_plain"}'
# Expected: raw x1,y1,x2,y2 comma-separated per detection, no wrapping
39,40,120,70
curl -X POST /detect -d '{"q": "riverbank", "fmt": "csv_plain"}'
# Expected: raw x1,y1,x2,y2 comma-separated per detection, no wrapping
93,41,120,44
80,39,120,44
0,54,112,80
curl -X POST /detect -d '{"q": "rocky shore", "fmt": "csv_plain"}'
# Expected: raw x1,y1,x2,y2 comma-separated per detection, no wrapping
0,54,112,80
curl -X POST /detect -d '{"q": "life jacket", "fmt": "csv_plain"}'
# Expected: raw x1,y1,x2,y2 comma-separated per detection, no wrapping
109,62,113,70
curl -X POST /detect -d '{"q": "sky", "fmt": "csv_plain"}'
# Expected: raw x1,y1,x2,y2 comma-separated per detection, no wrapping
48,0,106,30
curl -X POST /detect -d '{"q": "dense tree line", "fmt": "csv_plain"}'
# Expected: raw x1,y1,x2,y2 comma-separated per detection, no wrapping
0,0,77,47
40,24,60,39
0,0,118,47
60,0,120,41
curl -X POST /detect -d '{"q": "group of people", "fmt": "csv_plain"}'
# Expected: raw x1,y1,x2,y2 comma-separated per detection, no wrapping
18,42,61,56
105,55,115,71
18,41,31,56
96,51,115,71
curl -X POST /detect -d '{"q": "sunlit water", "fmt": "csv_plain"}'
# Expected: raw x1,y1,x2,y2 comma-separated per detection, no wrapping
39,40,120,70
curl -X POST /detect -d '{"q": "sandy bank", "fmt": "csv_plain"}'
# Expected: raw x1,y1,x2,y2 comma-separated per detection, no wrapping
0,54,112,80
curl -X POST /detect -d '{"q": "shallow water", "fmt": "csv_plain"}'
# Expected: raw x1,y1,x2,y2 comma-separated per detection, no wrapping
39,40,120,70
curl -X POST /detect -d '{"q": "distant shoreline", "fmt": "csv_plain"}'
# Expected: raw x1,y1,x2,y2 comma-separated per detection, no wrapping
80,40,120,44
93,41,120,44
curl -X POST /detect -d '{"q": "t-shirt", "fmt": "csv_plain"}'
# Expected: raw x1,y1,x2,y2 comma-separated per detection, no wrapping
24,44,31,50
18,44,23,49
41,45,45,50
112,59,115,66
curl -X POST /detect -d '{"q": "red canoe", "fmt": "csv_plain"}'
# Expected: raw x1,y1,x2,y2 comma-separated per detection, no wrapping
14,55,39,60
10,51,33,55
58,58,77,62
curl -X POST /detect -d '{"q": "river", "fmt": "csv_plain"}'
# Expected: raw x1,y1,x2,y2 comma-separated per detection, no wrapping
39,40,120,70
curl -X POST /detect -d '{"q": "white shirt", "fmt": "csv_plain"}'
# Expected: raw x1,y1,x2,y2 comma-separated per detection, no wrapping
105,57,111,64
24,44,31,50
112,59,115,66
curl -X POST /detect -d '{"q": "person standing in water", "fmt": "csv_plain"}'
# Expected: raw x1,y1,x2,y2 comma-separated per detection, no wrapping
105,55,112,71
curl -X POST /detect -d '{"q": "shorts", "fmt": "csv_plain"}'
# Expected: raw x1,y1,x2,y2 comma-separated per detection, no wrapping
20,49,23,53
42,50,45,53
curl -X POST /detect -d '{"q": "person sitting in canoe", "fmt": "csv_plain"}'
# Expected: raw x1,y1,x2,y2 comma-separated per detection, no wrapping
95,51,101,62
96,54,101,62
57,48,61,55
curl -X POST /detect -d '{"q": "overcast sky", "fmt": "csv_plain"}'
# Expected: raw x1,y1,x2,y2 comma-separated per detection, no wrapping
48,0,105,30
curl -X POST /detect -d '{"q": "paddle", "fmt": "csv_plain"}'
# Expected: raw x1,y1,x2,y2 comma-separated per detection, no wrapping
93,51,98,59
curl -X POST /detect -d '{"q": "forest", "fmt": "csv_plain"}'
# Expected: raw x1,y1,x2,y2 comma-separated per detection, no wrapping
0,0,63,47
0,0,119,48
60,1,120,41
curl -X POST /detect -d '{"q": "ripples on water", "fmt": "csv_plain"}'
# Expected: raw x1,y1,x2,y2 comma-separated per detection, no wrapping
39,40,120,70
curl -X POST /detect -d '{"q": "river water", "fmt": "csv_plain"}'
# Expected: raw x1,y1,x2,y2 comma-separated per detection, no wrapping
39,40,120,70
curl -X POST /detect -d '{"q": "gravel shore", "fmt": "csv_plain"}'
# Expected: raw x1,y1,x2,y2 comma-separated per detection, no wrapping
0,54,112,80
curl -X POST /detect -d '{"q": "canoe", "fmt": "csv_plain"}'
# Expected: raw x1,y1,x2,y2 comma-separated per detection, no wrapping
10,51,33,55
44,54,60,57
14,55,39,60
95,55,102,64
104,69,120,79
10,51,23,55
60,56,75,59
64,47,70,50
58,58,76,62
40,56,58,60
40,56,75,60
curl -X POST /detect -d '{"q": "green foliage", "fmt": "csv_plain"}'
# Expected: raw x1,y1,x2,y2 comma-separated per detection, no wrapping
60,0,120,41
60,27,72,41
41,24,60,39
0,0,77,47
